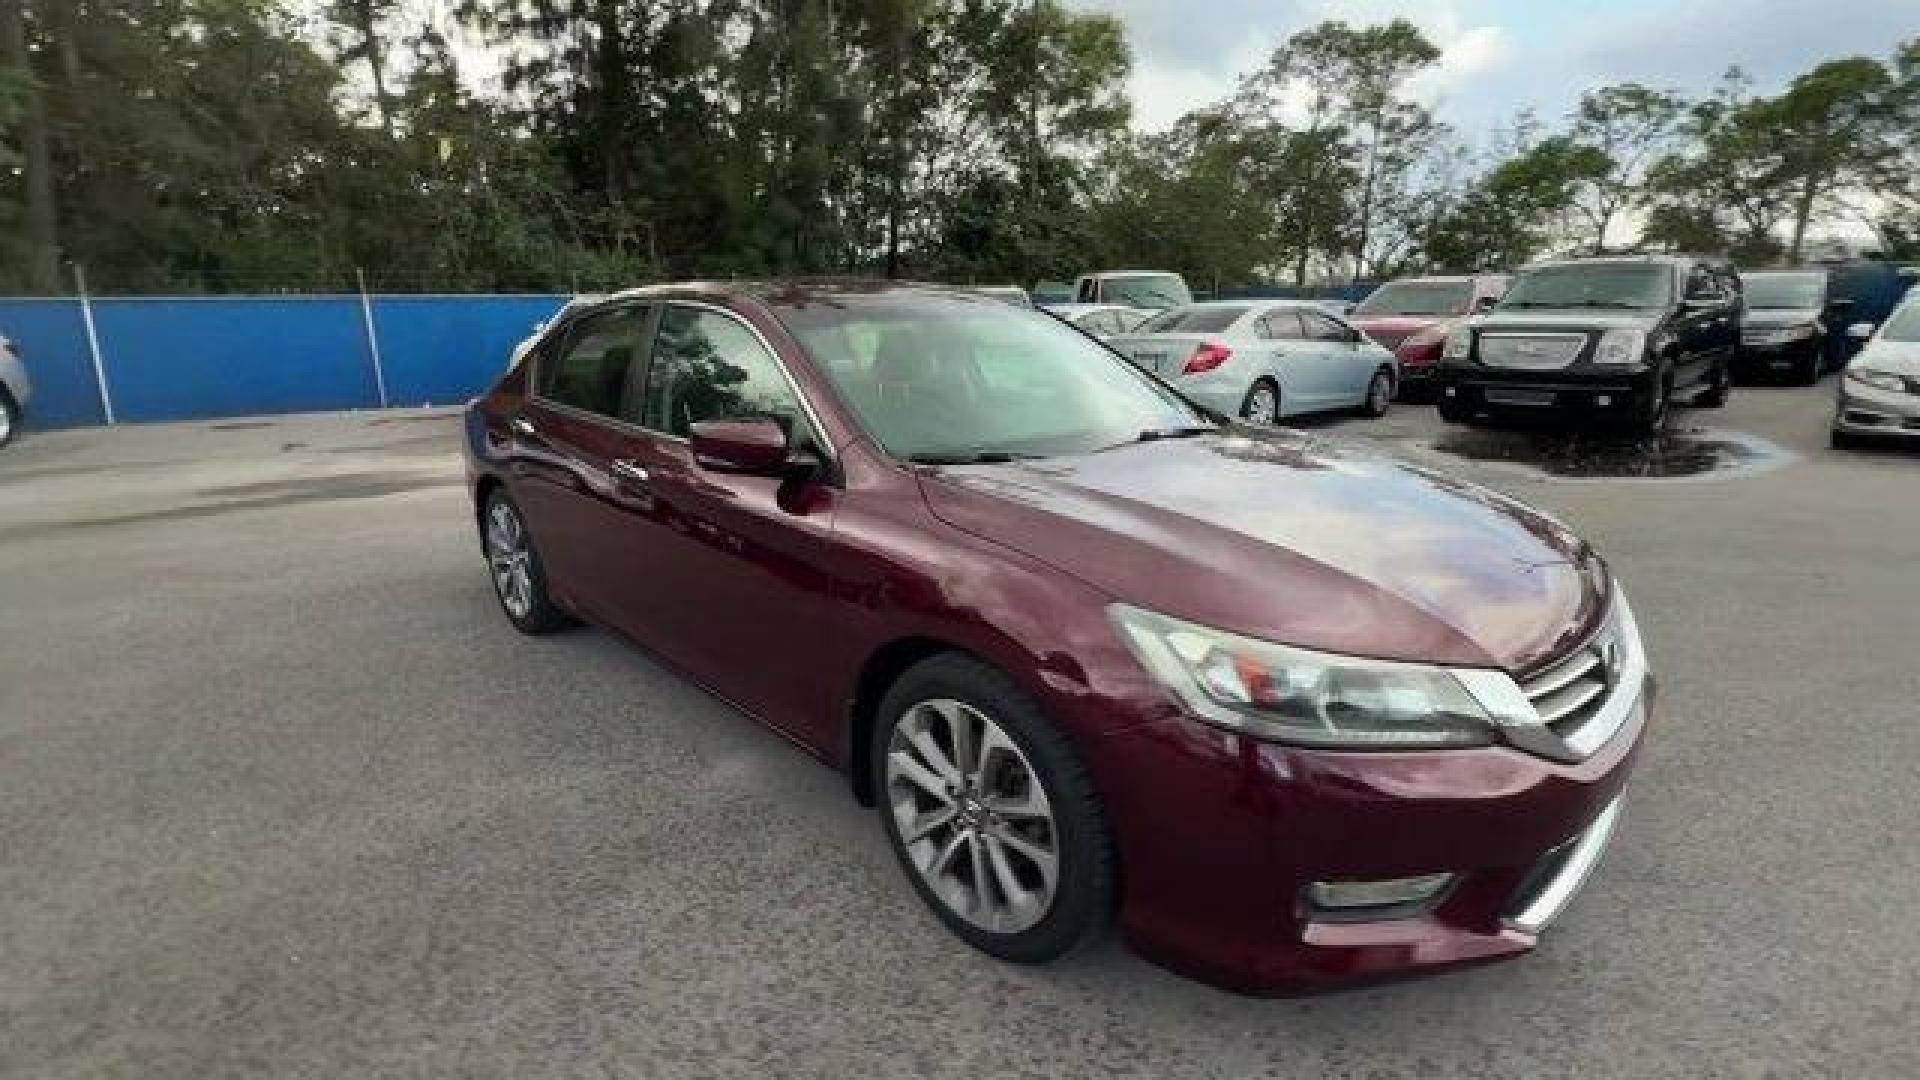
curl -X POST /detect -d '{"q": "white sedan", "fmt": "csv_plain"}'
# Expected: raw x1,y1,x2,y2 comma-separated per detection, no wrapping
1105,300,1399,423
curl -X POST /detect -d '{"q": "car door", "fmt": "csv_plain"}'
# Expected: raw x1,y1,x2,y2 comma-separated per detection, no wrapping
614,301,844,744
1251,310,1311,412
1300,310,1372,406
1674,263,1728,387
510,303,657,618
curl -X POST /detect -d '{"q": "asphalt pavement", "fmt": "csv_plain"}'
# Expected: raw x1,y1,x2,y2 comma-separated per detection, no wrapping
2,382,1916,1078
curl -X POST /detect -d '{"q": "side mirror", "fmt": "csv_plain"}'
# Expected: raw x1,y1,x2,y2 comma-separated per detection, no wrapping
1847,322,1876,342
690,417,794,475
1472,295,1498,313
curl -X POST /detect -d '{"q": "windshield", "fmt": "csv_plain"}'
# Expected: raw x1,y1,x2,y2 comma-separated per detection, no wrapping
1138,305,1248,333
1355,280,1472,317
1100,274,1192,309
1880,303,1920,342
1501,264,1672,310
779,294,1206,461
1743,273,1825,310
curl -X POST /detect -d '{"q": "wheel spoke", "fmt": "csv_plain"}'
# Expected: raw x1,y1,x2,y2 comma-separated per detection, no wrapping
887,749,955,805
945,703,980,786
966,829,993,922
983,784,1049,820
994,828,1058,895
983,833,1036,914
901,721,962,786
927,828,968,878
900,803,957,845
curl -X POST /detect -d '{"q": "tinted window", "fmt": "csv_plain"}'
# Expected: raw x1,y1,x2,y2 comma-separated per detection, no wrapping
1685,266,1719,301
1300,312,1351,342
1139,305,1248,333
1743,273,1826,309
641,306,810,440
1501,264,1673,310
1099,274,1193,309
1354,280,1473,317
1258,312,1304,340
778,295,1203,461
538,307,646,418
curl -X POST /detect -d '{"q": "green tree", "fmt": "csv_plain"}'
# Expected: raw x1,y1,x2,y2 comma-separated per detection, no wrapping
1565,83,1684,252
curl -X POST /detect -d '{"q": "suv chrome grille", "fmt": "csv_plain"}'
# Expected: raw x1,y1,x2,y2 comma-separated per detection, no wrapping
1481,333,1587,370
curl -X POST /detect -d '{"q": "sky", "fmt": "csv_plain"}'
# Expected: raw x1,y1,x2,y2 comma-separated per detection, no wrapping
1078,0,1918,143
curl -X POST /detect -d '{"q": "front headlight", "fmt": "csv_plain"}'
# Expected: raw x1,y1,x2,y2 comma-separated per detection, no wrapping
1109,605,1525,749
1441,325,1473,360
1592,328,1646,367
1847,367,1907,393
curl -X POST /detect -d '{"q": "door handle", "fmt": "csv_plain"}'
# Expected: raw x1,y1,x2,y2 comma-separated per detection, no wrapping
611,458,651,486
510,416,539,438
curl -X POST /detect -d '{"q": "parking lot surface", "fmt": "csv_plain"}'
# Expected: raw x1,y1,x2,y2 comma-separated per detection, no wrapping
3,387,1917,1079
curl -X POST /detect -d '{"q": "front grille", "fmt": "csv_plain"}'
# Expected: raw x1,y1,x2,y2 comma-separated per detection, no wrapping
1518,602,1630,750
1480,333,1587,370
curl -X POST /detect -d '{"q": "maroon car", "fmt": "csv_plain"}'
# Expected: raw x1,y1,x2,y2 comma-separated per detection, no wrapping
464,280,1649,993
1352,274,1511,396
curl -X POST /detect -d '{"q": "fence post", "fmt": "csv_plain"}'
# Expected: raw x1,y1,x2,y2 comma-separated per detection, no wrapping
72,263,115,425
355,268,391,409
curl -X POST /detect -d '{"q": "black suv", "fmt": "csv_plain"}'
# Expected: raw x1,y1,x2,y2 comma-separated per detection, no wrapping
1435,255,1739,433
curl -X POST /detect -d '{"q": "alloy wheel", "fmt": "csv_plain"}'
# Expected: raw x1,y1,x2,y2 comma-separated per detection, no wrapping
0,396,14,446
486,499,535,620
885,698,1060,934
1368,372,1392,413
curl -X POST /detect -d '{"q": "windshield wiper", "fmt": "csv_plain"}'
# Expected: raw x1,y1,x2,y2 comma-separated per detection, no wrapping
906,450,1036,466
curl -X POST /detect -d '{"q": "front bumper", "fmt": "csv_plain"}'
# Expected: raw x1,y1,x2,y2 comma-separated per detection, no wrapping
1738,336,1819,370
1436,365,1659,419
1080,675,1649,994
1833,379,1920,437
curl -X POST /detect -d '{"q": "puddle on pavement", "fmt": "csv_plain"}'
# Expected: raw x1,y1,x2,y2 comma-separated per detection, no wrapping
208,420,277,431
0,471,463,542
1428,425,1787,480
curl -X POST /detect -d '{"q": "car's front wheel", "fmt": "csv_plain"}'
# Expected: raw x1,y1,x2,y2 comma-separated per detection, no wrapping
482,489,573,635
875,653,1114,964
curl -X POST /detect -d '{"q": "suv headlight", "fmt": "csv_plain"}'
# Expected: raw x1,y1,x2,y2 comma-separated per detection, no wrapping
1109,605,1531,749
1592,328,1647,367
1847,368,1906,393
1441,325,1473,360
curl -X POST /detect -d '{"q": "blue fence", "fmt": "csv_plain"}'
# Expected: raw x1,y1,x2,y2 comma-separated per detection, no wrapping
0,293,569,429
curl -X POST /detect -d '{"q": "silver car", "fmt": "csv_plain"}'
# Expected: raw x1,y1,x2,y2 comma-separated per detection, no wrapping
1832,300,1920,449
1041,303,1153,338
1106,300,1399,423
0,334,31,448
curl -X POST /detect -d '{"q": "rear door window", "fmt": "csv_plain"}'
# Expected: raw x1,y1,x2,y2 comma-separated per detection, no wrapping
1257,311,1305,340
536,306,649,420
1300,311,1352,342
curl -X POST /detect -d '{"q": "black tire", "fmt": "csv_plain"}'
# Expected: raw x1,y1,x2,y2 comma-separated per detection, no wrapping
0,387,18,448
1830,428,1864,452
1357,368,1394,417
1240,378,1280,425
872,652,1115,965
1694,357,1730,408
482,488,574,635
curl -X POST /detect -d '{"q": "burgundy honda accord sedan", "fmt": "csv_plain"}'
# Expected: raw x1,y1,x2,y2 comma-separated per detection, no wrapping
463,280,1650,993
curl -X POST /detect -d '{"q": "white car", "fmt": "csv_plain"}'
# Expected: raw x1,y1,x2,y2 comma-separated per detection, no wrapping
0,335,31,448
1106,300,1399,423
1832,301,1920,449
1041,303,1153,338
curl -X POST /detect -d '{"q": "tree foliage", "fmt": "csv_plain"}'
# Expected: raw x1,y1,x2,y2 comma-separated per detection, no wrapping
0,4,1911,295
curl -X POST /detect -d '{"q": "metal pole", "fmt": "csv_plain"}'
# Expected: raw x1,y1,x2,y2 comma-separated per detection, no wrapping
73,263,114,425
355,267,390,409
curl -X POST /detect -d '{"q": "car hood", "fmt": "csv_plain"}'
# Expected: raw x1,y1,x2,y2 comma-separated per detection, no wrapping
1854,338,1920,376
917,429,1608,673
1478,309,1660,332
1744,307,1823,329
1352,315,1445,344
